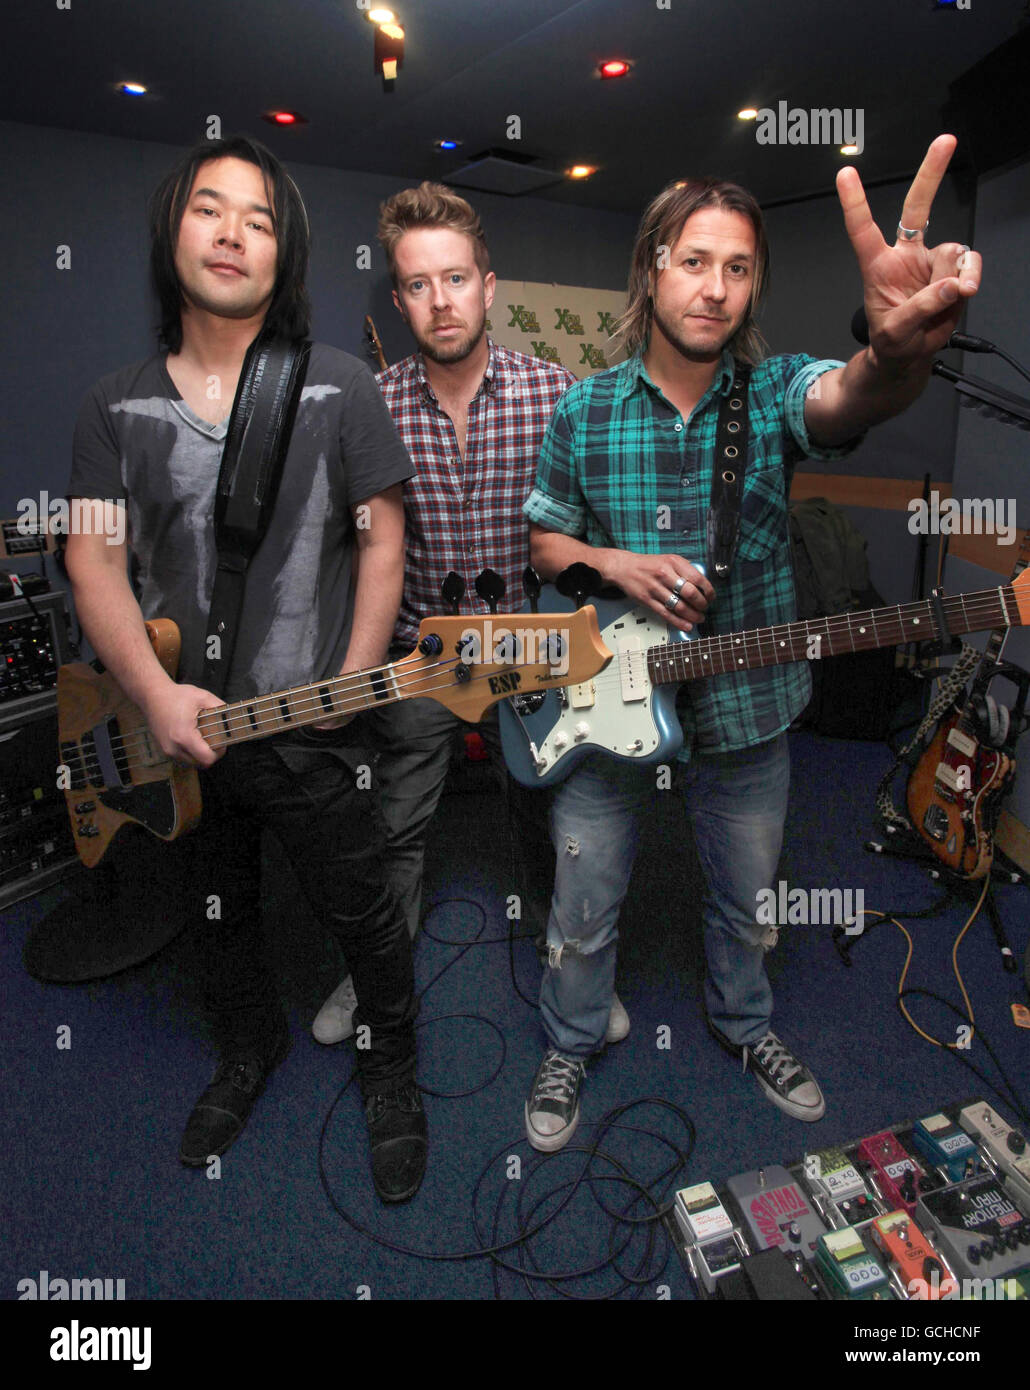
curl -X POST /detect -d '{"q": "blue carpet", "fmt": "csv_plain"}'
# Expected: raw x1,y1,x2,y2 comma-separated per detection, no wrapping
3,732,1027,1300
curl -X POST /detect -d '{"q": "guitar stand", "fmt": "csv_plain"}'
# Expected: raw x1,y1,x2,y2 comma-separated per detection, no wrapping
857,831,1027,979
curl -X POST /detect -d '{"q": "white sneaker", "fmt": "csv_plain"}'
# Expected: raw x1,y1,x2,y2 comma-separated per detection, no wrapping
311,975,358,1045
606,992,630,1044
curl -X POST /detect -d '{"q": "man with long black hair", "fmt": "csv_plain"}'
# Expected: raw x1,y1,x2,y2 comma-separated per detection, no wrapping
65,136,427,1202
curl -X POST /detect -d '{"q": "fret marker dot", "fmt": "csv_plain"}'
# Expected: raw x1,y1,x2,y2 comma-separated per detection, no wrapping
913,618,920,624
738,658,744,665
859,627,866,634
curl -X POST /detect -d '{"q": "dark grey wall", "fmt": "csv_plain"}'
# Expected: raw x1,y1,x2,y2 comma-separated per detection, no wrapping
947,156,1030,830
0,120,637,518
2,120,1014,628
761,174,972,606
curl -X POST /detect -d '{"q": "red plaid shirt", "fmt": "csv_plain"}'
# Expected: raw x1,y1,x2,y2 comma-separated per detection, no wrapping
377,339,576,645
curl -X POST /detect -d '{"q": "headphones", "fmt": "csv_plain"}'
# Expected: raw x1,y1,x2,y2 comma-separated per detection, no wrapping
969,690,1011,748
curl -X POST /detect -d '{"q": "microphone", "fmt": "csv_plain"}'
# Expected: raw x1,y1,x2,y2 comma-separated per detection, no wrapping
850,306,993,354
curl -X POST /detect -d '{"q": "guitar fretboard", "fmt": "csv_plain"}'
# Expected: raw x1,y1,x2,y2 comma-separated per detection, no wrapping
197,666,400,749
649,586,1021,687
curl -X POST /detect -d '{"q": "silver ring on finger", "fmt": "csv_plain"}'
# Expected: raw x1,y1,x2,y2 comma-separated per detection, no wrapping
897,220,928,242
672,575,687,597
664,591,680,612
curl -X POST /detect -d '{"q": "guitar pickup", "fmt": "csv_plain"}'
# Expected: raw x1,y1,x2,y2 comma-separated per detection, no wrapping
946,727,977,759
618,642,647,704
568,681,595,709
935,763,970,795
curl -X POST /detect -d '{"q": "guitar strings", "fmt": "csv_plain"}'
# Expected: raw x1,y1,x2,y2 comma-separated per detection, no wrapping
72,654,543,772
72,588,1018,777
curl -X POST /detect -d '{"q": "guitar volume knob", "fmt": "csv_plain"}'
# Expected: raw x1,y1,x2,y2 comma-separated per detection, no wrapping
573,722,590,740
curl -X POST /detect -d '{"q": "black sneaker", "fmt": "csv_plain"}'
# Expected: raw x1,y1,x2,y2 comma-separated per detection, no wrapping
179,1024,292,1166
365,1085,427,1203
711,1026,825,1122
525,1048,586,1152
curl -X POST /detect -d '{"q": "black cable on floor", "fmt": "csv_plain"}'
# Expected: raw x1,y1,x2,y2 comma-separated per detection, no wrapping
315,898,698,1297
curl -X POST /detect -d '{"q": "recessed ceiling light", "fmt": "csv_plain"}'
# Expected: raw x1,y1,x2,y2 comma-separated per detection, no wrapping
840,144,860,156
368,7,396,22
568,165,597,180
118,82,147,96
599,59,630,78
737,108,758,120
263,110,308,126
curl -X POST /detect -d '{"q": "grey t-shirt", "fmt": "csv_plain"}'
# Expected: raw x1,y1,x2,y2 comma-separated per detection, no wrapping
69,343,414,700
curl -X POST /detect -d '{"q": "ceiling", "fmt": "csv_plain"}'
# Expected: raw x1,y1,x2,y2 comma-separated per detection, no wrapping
4,0,1027,212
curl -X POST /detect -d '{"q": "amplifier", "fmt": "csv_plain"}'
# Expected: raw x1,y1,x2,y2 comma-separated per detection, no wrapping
0,590,72,730
0,704,79,908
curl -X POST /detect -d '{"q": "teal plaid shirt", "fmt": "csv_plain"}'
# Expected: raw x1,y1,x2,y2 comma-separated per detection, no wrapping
524,349,859,757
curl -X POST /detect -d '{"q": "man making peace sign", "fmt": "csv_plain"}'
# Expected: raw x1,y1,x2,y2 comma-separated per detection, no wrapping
521,136,981,1152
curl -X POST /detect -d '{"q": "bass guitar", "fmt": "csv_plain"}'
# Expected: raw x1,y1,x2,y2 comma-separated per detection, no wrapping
499,574,1030,787
905,532,1030,879
58,608,609,866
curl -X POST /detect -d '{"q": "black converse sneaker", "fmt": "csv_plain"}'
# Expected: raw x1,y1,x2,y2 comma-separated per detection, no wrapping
713,1027,825,1122
525,1048,586,1152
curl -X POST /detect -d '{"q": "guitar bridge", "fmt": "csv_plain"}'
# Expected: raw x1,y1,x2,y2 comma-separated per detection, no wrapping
921,803,950,842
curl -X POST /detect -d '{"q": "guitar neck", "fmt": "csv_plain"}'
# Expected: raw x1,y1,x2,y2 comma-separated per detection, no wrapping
649,585,1023,688
196,663,399,750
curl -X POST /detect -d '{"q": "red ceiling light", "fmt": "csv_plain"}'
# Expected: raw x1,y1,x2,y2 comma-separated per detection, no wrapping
599,59,630,78
263,110,308,126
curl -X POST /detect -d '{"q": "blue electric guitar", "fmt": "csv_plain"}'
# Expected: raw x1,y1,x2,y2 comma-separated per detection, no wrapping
499,574,1030,788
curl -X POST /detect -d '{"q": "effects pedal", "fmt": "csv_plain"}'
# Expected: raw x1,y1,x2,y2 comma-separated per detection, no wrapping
958,1102,1030,1209
912,1111,981,1183
815,1225,893,1301
673,1182,748,1296
723,1247,821,1301
726,1165,827,1262
802,1145,878,1228
857,1130,934,1213
915,1173,1030,1283
870,1210,957,1300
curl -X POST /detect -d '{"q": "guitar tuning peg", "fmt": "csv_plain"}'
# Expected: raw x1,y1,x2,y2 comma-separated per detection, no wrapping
474,568,505,614
441,571,466,615
522,566,541,613
555,562,602,610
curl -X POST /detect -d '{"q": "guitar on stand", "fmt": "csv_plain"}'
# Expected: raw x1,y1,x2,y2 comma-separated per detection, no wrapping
364,315,388,372
905,531,1030,880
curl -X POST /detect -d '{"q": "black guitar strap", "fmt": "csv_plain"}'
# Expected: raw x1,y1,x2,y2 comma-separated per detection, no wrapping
202,332,312,697
705,363,751,579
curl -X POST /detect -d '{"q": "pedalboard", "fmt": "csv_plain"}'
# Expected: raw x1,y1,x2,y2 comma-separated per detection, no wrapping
669,1097,1030,1301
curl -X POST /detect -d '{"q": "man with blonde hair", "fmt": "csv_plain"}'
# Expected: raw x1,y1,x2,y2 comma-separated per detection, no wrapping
313,183,581,1041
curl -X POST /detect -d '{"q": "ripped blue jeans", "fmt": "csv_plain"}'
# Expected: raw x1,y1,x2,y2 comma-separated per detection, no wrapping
539,734,789,1056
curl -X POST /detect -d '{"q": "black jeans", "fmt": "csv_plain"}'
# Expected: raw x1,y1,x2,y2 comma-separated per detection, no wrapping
192,722,417,1096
